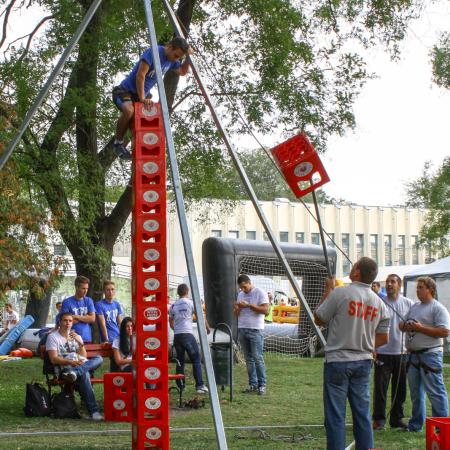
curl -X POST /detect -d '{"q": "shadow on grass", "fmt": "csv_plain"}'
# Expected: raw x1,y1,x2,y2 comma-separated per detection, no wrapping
0,354,440,449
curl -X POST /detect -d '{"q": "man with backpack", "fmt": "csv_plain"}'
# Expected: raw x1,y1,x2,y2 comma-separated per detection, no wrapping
46,312,103,420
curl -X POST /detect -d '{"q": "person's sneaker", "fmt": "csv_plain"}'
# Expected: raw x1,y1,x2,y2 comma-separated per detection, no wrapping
242,385,257,394
113,141,132,160
91,411,103,421
61,370,77,383
257,386,266,396
372,420,385,431
196,385,209,394
391,420,408,430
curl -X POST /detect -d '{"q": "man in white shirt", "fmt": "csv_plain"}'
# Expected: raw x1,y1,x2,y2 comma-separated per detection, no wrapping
1,303,19,335
234,274,269,395
372,274,414,430
169,284,209,394
46,312,103,420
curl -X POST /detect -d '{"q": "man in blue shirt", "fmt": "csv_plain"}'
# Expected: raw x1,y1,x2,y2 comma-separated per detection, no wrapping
96,280,123,342
61,276,96,343
112,37,192,159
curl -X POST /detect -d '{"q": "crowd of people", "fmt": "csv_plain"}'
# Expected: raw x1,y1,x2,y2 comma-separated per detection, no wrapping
42,276,128,421
42,276,212,420
314,257,449,450
2,256,448,445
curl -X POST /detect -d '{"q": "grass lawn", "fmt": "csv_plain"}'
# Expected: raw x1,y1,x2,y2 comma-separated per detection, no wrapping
0,354,448,449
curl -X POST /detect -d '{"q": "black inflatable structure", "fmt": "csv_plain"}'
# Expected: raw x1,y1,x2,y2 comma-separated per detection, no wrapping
202,237,337,338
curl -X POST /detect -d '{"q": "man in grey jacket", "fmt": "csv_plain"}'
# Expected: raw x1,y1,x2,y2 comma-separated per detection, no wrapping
315,257,390,450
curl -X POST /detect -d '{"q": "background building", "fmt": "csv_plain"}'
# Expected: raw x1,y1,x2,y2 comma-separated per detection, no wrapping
22,198,429,319
165,199,431,280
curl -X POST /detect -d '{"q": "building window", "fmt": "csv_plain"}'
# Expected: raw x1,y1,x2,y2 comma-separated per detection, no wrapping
342,233,350,275
397,235,405,265
384,234,392,266
326,233,335,248
295,232,304,244
411,235,419,265
279,231,289,242
211,229,222,238
246,231,256,240
311,233,320,245
425,244,434,264
356,234,364,260
263,231,269,241
370,234,378,263
53,244,67,256
228,230,239,239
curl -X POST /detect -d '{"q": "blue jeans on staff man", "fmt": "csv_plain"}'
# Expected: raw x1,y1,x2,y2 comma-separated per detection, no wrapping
323,359,373,450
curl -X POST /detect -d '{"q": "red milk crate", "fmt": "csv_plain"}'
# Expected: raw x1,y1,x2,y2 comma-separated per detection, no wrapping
270,132,330,198
426,417,450,450
104,372,133,422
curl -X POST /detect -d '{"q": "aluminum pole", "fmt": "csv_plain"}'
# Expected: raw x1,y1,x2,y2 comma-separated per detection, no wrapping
311,189,333,277
161,0,326,347
142,1,228,449
0,0,103,171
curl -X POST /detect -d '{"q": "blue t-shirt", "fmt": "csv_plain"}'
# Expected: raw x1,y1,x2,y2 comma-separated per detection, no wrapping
95,299,123,342
120,46,182,96
61,296,95,342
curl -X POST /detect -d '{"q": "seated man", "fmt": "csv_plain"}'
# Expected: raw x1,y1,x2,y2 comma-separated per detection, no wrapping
45,312,103,420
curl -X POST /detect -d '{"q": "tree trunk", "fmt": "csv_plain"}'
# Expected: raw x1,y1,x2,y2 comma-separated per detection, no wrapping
25,289,52,328
73,245,113,343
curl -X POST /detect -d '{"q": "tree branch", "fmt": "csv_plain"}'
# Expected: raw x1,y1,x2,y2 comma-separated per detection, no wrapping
13,15,54,62
171,89,264,111
98,135,131,170
0,0,16,49
35,66,79,244
103,185,132,247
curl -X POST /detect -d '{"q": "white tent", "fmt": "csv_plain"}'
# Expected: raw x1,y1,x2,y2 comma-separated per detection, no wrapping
403,256,450,307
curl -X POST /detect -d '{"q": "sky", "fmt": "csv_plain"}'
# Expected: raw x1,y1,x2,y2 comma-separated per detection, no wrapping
322,2,450,206
2,1,449,208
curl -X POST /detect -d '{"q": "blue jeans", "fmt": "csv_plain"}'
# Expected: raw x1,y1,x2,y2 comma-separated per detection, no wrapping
173,333,204,388
407,351,448,432
238,328,266,387
72,356,103,415
323,360,373,450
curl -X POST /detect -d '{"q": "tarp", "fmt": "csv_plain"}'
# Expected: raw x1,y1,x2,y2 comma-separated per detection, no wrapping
403,256,450,306
404,256,450,279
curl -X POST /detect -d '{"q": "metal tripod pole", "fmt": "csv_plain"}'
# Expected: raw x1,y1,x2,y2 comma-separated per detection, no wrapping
0,0,103,171
311,189,332,277
142,1,228,449
161,0,326,347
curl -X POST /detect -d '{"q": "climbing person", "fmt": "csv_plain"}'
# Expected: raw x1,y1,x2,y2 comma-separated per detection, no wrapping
112,37,192,160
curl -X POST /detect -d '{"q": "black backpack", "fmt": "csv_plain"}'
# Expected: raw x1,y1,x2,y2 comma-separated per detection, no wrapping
24,382,51,417
51,391,80,419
